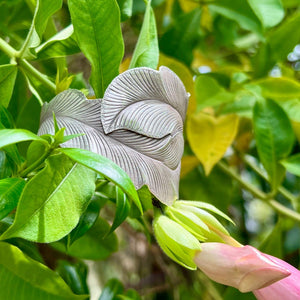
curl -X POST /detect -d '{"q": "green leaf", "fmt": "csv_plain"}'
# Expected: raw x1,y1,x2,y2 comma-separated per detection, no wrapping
19,0,63,58
254,77,300,99
281,153,300,176
99,278,124,300
252,12,300,77
210,0,262,35
60,148,142,213
0,122,23,167
0,129,48,149
7,238,44,263
0,151,13,179
179,166,233,213
117,0,133,21
36,25,80,59
52,217,118,260
0,153,96,243
0,104,14,129
253,98,295,189
259,219,283,258
129,0,158,69
68,0,124,98
0,242,87,299
67,194,102,245
22,69,56,103
26,140,48,166
268,12,300,62
195,76,235,111
0,178,25,220
247,0,284,28
279,99,300,122
56,260,89,295
110,186,131,233
118,289,142,300
159,8,201,65
0,64,17,108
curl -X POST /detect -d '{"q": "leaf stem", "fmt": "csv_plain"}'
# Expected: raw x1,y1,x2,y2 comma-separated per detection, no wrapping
0,37,56,100
18,59,56,94
0,37,18,58
19,147,52,177
217,161,300,222
240,154,298,208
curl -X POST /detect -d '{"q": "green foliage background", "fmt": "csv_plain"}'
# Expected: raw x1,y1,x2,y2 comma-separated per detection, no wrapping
0,0,300,299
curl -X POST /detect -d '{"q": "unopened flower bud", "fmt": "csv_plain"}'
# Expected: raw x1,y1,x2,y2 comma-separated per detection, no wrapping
153,214,201,270
194,243,290,293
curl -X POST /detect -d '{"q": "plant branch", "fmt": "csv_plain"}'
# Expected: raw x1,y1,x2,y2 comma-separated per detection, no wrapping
0,37,56,99
217,160,300,223
19,147,52,177
0,37,18,58
18,59,56,94
240,154,298,208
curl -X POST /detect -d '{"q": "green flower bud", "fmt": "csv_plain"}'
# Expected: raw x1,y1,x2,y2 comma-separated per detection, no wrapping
153,214,201,270
166,200,235,243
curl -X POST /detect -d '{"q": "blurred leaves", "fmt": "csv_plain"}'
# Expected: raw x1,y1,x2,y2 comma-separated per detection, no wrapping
52,217,118,260
253,98,295,189
160,7,201,65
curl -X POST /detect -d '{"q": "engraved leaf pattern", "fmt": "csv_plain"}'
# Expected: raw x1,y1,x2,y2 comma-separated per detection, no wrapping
38,66,189,205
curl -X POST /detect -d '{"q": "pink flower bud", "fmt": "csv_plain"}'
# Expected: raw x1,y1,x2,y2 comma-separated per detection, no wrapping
194,243,290,292
253,254,300,300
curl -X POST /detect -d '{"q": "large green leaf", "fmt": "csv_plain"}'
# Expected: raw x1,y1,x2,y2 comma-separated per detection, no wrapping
68,0,124,97
36,25,80,59
52,217,118,260
253,98,295,189
0,129,47,149
0,178,25,220
247,0,284,28
0,64,17,108
60,148,141,213
19,0,63,58
0,153,96,242
0,242,87,300
129,0,158,69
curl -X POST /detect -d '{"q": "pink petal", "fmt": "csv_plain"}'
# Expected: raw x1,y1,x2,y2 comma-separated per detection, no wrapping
254,254,300,300
194,243,290,292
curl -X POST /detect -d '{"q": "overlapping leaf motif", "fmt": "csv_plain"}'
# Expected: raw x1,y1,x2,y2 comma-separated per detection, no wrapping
38,67,189,205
